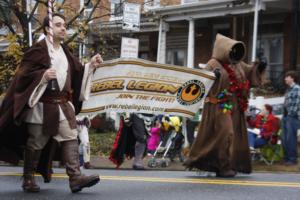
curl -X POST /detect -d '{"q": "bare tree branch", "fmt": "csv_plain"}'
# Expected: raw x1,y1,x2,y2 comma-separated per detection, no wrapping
28,1,39,22
64,32,78,45
89,13,113,22
66,9,84,28
85,0,101,23
65,0,101,42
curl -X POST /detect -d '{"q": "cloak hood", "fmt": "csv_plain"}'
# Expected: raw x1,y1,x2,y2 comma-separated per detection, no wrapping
212,34,246,64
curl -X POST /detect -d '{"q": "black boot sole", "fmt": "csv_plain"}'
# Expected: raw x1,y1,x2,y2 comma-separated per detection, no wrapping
71,177,100,193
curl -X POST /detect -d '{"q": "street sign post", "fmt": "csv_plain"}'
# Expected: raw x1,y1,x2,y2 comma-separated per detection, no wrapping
120,37,139,58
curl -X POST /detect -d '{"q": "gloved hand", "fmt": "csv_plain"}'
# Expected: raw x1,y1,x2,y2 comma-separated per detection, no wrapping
213,68,221,79
257,56,267,73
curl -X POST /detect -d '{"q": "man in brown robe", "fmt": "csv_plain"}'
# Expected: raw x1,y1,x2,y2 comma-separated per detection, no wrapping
184,34,266,177
0,13,103,193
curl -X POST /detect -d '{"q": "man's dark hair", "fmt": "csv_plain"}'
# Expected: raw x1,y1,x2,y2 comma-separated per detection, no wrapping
43,13,66,35
285,70,298,83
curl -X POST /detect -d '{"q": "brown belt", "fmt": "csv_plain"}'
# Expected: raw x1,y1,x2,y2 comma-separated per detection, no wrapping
39,95,70,104
205,97,228,104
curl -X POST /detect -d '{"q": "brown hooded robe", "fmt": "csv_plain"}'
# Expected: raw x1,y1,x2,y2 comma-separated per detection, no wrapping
0,39,84,181
184,34,263,173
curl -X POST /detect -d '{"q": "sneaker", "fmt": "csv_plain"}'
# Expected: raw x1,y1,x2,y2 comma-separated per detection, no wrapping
132,165,145,170
84,162,94,169
249,147,256,153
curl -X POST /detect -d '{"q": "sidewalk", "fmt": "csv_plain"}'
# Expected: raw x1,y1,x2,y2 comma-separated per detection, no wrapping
1,156,299,172
90,155,186,171
89,155,300,172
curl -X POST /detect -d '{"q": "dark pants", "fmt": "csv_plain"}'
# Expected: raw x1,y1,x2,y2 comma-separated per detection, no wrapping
282,116,300,163
131,114,147,143
131,114,148,167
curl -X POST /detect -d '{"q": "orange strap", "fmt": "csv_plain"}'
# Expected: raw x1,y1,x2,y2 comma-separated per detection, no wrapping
205,97,228,104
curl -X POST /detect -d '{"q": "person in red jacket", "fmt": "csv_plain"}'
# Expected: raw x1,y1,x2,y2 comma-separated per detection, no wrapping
247,104,279,149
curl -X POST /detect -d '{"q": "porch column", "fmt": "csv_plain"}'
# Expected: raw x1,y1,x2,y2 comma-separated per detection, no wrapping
251,0,261,62
26,0,33,47
290,0,299,70
157,18,168,64
187,19,195,68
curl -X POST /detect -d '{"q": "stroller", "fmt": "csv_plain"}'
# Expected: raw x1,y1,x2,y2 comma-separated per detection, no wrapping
148,116,184,168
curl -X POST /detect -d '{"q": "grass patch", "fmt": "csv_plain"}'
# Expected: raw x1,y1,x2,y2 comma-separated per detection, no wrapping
89,129,117,157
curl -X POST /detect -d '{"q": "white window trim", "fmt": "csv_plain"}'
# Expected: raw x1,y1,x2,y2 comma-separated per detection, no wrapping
84,8,93,23
181,0,198,5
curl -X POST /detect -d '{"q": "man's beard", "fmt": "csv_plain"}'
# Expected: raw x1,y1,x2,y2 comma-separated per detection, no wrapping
54,36,65,43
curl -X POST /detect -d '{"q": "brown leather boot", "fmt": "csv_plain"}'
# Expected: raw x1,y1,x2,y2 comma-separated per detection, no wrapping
22,148,41,193
61,140,100,193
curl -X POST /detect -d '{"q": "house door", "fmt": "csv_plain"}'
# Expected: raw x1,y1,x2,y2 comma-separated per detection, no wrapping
166,49,187,66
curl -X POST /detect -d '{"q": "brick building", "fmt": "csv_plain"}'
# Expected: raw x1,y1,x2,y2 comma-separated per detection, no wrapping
149,0,300,89
1,0,299,89
87,0,300,89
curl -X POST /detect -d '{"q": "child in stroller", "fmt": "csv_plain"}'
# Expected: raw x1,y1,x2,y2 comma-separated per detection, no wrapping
148,115,184,168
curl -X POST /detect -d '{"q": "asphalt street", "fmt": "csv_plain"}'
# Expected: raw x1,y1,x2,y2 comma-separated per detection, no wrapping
0,166,299,200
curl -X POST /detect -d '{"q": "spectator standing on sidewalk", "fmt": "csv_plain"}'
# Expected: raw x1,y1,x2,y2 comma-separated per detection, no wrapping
77,117,93,169
282,70,300,166
131,113,154,170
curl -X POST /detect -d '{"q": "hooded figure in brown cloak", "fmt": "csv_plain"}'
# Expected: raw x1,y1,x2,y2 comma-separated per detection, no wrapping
184,34,266,177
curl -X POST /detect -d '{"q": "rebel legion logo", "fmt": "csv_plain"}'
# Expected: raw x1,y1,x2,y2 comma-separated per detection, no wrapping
177,80,205,105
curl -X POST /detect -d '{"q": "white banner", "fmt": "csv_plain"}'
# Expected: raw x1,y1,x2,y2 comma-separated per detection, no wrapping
80,58,215,118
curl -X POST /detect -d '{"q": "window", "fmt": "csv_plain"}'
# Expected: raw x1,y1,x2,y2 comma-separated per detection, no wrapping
56,0,64,5
56,0,65,14
28,0,38,14
0,0,11,22
27,0,40,29
85,0,93,8
110,0,123,21
79,0,93,21
144,0,160,11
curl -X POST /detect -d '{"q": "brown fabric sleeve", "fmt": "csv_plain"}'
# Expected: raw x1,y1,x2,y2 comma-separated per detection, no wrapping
240,61,264,87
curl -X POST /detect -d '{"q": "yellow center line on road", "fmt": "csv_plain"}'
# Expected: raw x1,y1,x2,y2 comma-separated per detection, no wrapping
1,172,300,188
